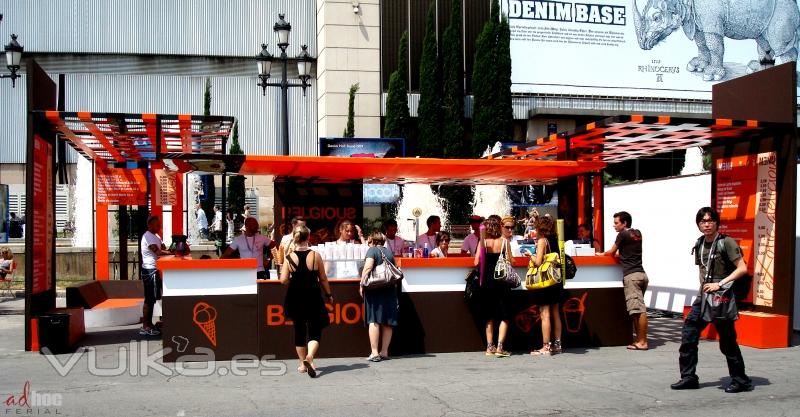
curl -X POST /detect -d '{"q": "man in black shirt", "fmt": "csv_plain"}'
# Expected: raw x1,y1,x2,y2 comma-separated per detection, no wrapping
597,211,649,350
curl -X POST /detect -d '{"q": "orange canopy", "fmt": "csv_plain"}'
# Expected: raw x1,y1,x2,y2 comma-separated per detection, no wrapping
236,155,605,185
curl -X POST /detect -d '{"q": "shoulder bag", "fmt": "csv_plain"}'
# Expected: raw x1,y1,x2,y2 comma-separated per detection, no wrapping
493,238,521,287
361,247,404,289
698,235,739,321
525,239,562,290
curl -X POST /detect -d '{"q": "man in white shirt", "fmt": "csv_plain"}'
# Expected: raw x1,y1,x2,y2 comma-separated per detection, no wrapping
196,203,209,240
416,215,441,251
382,219,406,256
222,217,276,279
461,215,484,256
140,215,172,336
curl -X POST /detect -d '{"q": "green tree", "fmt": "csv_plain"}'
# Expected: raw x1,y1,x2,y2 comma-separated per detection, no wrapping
227,124,246,224
343,83,360,138
384,31,410,138
438,0,473,224
472,0,513,156
200,78,215,224
417,4,441,157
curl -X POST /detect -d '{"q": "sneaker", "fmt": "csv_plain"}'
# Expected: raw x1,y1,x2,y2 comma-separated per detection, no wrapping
146,328,161,336
494,344,511,357
485,344,496,356
138,327,150,336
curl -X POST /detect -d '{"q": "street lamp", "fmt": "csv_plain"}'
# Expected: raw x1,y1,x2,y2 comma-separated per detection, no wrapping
1,14,23,87
255,13,316,156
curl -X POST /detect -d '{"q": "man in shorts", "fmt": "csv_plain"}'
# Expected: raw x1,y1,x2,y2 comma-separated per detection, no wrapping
140,216,172,336
598,211,648,350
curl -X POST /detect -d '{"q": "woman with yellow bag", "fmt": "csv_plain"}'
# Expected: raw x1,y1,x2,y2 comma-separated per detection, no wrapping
523,215,564,356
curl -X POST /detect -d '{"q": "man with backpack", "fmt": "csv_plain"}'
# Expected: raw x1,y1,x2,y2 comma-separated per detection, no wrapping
671,207,751,393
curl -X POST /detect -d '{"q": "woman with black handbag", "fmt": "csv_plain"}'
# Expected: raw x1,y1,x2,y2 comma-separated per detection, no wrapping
474,218,513,357
360,231,400,362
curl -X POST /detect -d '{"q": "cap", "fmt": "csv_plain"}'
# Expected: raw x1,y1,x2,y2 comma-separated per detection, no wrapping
469,215,484,223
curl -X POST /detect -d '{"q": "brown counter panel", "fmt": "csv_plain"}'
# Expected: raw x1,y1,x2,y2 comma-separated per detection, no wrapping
162,294,259,362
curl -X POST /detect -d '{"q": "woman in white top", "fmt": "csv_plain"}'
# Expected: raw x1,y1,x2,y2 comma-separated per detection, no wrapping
429,231,451,258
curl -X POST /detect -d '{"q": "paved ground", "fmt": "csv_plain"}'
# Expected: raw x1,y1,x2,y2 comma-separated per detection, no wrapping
0,298,798,416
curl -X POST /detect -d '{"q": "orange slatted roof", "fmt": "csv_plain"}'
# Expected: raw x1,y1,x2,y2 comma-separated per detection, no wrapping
38,111,235,164
231,155,605,185
490,115,767,163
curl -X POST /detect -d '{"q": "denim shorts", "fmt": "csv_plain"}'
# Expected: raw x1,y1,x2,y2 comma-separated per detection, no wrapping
141,268,162,305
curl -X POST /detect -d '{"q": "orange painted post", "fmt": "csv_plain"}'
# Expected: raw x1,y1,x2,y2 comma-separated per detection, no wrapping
592,174,604,249
95,202,110,280
577,175,586,226
149,163,163,235
172,173,184,235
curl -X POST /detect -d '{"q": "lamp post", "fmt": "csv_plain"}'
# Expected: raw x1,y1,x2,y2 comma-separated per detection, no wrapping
0,14,24,87
255,13,315,156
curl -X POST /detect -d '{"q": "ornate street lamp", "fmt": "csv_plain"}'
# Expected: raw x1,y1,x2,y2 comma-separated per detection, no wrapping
255,14,316,156
1,14,23,87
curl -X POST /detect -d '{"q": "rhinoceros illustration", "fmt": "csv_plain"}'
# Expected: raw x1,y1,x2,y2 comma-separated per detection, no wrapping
632,0,800,81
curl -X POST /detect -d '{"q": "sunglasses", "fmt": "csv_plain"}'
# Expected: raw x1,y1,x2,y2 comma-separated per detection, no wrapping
503,226,514,230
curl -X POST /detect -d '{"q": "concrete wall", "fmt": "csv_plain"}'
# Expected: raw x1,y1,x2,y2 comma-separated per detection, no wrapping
316,0,382,138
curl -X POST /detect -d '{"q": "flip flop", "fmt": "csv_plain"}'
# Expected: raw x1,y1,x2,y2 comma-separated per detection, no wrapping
297,366,307,374
368,355,382,363
303,360,317,378
627,344,649,351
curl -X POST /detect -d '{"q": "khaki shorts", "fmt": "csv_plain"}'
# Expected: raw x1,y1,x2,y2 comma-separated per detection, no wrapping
623,272,649,315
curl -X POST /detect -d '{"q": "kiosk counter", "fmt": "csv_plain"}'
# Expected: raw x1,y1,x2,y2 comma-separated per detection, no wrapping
159,255,629,362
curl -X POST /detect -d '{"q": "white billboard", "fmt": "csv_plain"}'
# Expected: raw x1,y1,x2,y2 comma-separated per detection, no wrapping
501,0,800,99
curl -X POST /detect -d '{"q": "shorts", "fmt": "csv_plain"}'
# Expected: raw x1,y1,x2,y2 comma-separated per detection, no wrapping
141,268,163,305
623,271,648,315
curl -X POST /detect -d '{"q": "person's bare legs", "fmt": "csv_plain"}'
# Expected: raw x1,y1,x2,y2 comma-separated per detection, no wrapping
142,303,154,329
498,320,509,345
296,346,308,372
368,323,381,357
306,340,320,369
632,313,648,348
553,303,562,341
485,320,495,351
540,305,552,346
379,325,393,358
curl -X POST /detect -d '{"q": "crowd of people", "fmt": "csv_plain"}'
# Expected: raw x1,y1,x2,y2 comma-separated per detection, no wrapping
142,205,753,391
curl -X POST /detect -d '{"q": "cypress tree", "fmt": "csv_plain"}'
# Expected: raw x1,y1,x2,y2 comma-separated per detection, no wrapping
496,7,514,141
343,83,359,138
417,4,441,157
384,31,410,138
200,78,215,224
227,124,246,227
471,2,499,156
438,0,473,224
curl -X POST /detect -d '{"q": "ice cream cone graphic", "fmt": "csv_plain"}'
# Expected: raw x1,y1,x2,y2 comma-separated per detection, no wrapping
193,302,218,347
562,292,588,334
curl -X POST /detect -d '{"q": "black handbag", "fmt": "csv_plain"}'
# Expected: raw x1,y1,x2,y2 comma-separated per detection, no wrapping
464,268,480,302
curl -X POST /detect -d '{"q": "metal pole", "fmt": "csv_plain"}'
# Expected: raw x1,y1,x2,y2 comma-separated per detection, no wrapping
281,48,290,156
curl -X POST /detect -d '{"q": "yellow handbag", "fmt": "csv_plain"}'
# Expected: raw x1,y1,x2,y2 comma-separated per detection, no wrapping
525,241,563,290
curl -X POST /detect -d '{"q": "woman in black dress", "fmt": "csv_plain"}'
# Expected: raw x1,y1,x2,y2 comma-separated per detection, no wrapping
473,218,513,357
280,225,333,378
359,231,399,361
525,215,564,356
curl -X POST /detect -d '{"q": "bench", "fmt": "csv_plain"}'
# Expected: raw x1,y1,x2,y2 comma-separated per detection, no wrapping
67,281,151,328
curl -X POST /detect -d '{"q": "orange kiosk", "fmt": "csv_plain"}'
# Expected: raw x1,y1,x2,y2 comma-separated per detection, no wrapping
25,60,797,358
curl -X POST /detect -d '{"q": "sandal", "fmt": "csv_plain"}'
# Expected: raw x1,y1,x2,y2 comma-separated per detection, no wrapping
485,344,496,356
367,355,382,362
552,340,562,355
494,343,510,357
531,344,552,356
297,365,307,374
303,360,317,378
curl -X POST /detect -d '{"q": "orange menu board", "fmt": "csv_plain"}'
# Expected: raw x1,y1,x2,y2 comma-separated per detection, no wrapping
31,136,54,295
715,152,776,307
96,167,148,205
